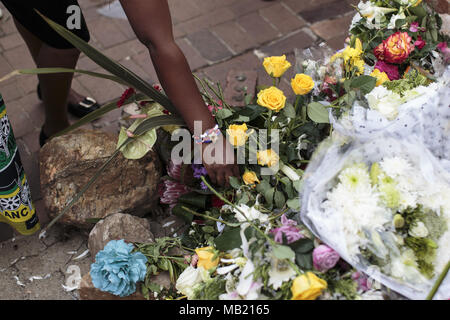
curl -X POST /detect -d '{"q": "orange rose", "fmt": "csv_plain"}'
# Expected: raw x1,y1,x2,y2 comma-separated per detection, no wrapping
374,32,414,64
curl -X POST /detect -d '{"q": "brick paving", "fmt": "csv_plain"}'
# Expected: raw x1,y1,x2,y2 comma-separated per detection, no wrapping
0,0,359,238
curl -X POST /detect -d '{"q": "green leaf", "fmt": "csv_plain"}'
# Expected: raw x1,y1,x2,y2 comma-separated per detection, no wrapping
286,198,300,210
214,227,242,251
274,190,286,209
215,108,233,119
295,252,313,270
178,192,209,209
37,11,178,115
171,204,194,223
272,244,296,260
229,176,242,190
118,126,157,159
290,238,315,254
350,75,377,94
282,102,296,118
307,102,330,124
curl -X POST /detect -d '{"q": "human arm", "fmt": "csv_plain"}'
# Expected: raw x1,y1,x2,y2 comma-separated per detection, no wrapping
118,0,239,186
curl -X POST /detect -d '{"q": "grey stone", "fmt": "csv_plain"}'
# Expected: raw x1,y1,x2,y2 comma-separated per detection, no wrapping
39,129,162,229
88,213,154,259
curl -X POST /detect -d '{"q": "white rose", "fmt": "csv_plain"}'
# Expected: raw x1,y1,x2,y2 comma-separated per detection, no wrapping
408,221,429,238
234,204,269,223
175,266,207,298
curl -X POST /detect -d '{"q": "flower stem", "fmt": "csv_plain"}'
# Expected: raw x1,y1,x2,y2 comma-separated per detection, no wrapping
426,260,450,300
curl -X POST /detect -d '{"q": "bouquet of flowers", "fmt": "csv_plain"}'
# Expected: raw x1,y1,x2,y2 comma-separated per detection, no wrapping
300,134,450,299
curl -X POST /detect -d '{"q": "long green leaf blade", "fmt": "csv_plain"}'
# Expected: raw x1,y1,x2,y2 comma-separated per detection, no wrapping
53,93,148,138
36,11,178,115
18,67,129,86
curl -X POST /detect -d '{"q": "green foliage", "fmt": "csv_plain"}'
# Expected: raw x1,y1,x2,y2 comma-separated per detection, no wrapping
383,70,428,96
192,278,226,300
404,237,437,279
135,237,189,299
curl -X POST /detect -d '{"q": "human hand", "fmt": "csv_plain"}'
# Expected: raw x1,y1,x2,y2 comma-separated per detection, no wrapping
201,137,239,187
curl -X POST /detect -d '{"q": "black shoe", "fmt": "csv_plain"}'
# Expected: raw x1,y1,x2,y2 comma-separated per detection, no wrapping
39,127,49,148
37,84,100,118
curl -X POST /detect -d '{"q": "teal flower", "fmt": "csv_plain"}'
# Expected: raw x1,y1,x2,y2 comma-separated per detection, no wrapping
90,239,147,297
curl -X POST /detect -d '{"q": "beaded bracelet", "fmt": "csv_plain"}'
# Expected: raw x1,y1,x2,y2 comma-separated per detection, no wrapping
193,124,222,144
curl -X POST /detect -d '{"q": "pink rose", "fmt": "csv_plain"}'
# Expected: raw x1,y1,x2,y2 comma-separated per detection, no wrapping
414,36,426,50
374,61,400,80
312,244,340,272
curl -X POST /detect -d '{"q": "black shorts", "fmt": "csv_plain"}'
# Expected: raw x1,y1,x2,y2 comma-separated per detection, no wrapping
1,0,90,49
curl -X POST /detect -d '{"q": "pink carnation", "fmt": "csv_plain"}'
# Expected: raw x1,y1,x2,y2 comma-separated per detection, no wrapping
160,179,190,205
270,214,304,244
374,61,400,80
312,244,340,272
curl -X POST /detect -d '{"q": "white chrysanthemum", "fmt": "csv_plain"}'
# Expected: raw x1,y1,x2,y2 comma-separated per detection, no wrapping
339,164,371,190
268,256,296,290
380,157,413,178
323,181,390,257
419,183,450,214
389,249,425,283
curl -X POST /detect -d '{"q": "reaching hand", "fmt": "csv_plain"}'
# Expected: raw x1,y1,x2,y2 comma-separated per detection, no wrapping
201,137,239,187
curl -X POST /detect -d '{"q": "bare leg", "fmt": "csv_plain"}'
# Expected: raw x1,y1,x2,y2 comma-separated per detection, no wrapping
13,19,84,137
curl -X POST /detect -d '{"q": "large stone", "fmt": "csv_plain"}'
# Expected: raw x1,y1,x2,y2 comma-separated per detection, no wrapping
88,213,154,259
78,271,173,300
39,129,162,229
79,273,147,300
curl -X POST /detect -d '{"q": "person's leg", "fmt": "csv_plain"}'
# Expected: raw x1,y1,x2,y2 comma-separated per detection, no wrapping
13,19,83,137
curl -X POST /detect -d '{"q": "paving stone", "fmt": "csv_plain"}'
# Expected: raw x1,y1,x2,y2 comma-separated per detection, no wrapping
88,17,128,49
5,100,35,138
200,52,261,88
0,33,24,51
238,12,280,45
168,0,202,23
175,38,209,71
229,0,274,17
282,0,337,13
0,80,24,102
174,7,236,37
223,70,258,107
211,21,257,55
187,29,233,62
3,45,35,70
260,2,307,35
261,29,316,56
327,33,350,51
311,14,354,41
299,0,354,23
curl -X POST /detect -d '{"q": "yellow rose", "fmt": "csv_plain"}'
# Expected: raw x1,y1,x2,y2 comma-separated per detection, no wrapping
257,149,280,168
352,58,365,75
291,272,327,300
257,86,286,112
227,123,249,147
242,170,260,186
263,55,292,78
370,69,390,86
291,73,315,95
195,247,219,270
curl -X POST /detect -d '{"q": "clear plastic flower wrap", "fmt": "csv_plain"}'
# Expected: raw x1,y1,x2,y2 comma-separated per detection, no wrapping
330,67,450,172
298,134,450,300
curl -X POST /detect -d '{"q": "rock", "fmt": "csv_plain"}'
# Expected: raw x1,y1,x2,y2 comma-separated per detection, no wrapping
150,215,189,239
39,129,162,229
88,213,154,259
224,70,258,107
425,0,449,14
78,271,174,300
79,273,147,300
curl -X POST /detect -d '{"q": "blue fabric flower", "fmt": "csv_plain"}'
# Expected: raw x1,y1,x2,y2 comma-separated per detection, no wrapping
90,239,148,297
